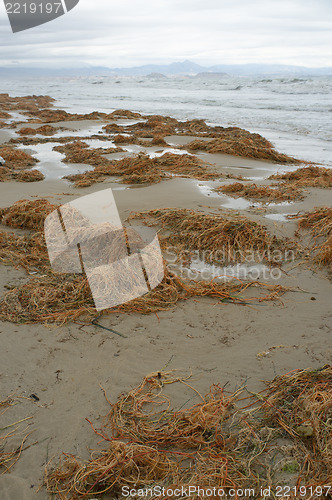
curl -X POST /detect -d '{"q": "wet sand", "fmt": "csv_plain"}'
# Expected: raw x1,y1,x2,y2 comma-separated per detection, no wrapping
0,112,331,499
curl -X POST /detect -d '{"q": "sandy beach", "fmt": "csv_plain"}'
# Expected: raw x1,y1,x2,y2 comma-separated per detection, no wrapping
0,99,331,499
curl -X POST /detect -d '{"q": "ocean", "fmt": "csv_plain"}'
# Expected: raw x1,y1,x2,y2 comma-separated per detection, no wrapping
0,74,331,167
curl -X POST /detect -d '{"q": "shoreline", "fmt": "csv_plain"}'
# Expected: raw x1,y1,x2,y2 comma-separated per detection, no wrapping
0,96,331,499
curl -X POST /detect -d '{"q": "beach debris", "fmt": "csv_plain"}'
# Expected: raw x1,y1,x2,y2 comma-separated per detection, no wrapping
1,91,303,165
0,395,33,474
101,113,303,163
0,145,42,182
0,146,38,169
91,317,127,338
289,207,332,273
129,208,298,265
63,151,221,187
182,131,301,163
292,207,332,237
112,134,138,144
0,93,55,113
0,198,58,230
0,111,11,120
215,182,304,202
270,165,332,188
15,170,44,182
151,134,169,146
44,372,265,497
23,108,142,123
0,199,294,325
44,366,332,498
0,166,45,183
0,262,291,325
18,125,60,136
29,394,40,402
102,123,125,134
53,140,113,167
105,114,302,163
261,365,332,485
9,133,117,147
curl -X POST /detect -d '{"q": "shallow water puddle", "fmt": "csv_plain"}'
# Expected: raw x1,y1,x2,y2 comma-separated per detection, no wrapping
84,138,118,149
23,142,65,163
115,119,143,126
196,182,221,198
16,142,93,179
195,181,296,210
221,196,253,210
196,181,254,208
8,111,31,123
222,197,294,210
149,148,192,159
51,123,106,138
265,213,294,222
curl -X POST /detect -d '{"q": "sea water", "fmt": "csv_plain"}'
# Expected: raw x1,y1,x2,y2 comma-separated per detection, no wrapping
0,74,331,167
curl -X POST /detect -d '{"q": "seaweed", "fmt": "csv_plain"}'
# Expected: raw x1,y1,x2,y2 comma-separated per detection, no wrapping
0,200,293,325
45,367,332,498
270,166,332,188
215,182,304,202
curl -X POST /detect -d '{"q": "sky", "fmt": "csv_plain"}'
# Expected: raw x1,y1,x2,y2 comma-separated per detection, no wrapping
0,0,331,68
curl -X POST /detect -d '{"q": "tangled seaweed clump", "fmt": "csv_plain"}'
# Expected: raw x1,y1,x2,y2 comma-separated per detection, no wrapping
123,114,248,138
0,264,291,325
0,146,43,183
45,367,332,498
9,134,116,148
182,130,301,164
64,152,221,187
215,182,304,203
271,166,332,188
0,146,38,169
0,93,55,113
0,199,294,325
262,365,332,486
130,208,298,265
16,169,44,182
106,109,143,120
102,114,302,164
102,123,125,134
53,140,116,167
0,198,58,230
23,108,109,123
1,394,34,475
0,93,304,165
17,127,38,136
18,124,60,136
23,107,143,124
44,372,269,498
290,207,332,272
112,134,139,144
0,168,44,183
0,111,11,119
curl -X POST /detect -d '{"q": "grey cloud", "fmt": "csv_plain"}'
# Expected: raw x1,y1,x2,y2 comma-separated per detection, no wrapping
0,0,331,68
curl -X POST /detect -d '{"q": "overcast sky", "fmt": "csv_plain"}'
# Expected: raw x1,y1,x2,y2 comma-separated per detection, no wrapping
0,0,331,68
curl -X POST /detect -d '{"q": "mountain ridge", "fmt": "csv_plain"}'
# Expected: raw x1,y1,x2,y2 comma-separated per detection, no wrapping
1,60,331,77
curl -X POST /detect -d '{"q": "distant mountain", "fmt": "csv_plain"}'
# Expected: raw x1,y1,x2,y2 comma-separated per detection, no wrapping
107,60,205,76
209,63,332,76
0,60,331,78
194,72,228,79
146,72,168,79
